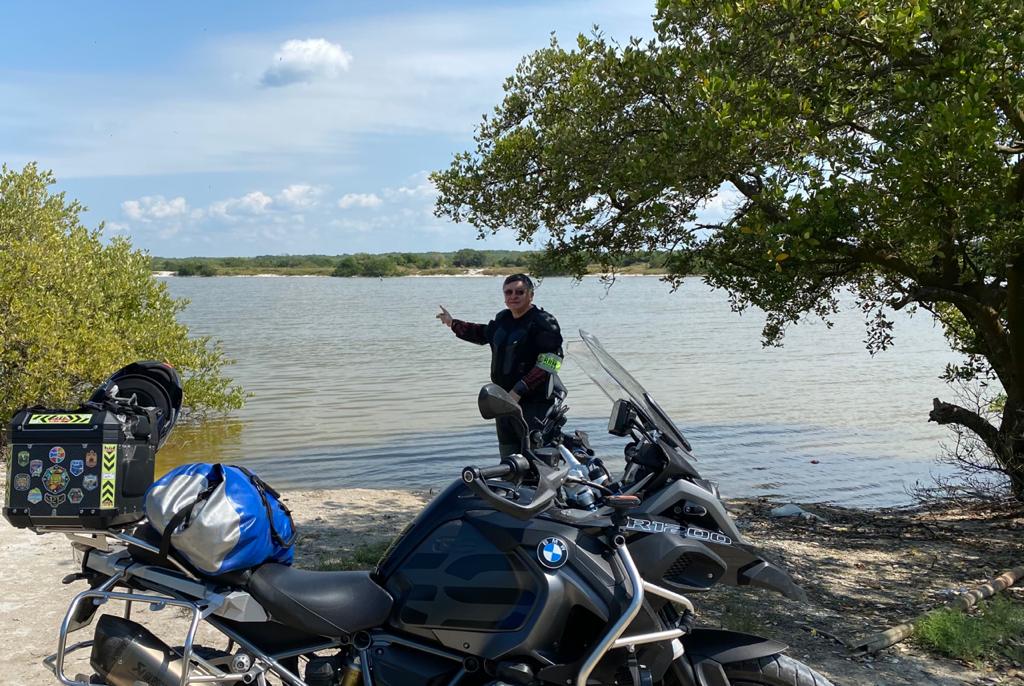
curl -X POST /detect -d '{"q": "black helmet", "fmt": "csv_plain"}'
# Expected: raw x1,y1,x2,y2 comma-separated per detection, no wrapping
89,361,183,449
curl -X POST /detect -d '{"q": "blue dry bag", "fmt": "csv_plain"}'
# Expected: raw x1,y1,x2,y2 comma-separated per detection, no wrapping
145,463,295,575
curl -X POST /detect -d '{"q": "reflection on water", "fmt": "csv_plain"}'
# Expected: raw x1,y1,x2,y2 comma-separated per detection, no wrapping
158,275,962,506
156,418,244,477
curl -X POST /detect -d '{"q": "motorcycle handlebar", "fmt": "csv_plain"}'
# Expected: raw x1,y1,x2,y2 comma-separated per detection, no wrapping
461,454,568,521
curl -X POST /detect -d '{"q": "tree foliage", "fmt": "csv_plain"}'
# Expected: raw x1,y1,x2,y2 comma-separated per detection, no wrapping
433,0,1024,500
0,164,245,449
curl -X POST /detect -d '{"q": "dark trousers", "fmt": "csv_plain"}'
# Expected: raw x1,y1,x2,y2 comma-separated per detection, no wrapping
496,401,552,457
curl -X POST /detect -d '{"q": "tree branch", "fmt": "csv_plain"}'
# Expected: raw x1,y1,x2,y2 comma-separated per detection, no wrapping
930,398,1001,454
994,95,1024,142
728,173,787,222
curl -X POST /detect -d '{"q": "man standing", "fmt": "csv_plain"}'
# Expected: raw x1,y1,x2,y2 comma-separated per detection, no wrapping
437,274,563,457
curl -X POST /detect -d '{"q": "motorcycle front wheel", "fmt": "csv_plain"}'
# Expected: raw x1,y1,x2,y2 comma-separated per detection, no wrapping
666,653,835,686
721,654,835,686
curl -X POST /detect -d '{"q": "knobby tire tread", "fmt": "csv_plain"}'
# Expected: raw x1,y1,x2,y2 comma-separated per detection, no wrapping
723,653,836,686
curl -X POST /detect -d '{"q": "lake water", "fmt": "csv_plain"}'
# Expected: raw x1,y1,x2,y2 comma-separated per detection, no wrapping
157,275,960,507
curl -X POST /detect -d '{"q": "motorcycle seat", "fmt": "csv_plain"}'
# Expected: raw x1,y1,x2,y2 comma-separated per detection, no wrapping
246,564,393,637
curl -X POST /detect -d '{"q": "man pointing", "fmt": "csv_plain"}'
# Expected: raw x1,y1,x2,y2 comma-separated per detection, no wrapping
437,274,563,457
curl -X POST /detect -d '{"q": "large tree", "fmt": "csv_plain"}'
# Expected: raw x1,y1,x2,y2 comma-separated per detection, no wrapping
0,164,245,452
433,0,1024,500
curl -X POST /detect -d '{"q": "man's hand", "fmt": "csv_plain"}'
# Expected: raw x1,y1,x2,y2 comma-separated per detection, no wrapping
509,390,521,403
436,305,453,327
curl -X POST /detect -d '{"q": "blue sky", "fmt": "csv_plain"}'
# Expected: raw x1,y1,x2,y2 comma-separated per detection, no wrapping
1,1,656,257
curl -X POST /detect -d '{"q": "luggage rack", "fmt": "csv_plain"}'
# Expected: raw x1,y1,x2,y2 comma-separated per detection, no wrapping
42,530,335,686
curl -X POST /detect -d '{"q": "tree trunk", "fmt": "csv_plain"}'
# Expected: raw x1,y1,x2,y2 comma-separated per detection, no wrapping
930,397,1024,504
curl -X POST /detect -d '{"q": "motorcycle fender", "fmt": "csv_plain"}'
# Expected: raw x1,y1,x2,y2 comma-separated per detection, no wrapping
738,560,808,602
682,629,787,685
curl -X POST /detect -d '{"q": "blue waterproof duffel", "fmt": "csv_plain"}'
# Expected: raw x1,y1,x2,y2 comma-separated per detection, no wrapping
145,463,295,575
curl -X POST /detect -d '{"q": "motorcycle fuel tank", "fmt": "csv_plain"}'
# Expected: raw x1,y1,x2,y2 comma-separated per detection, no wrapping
377,481,615,662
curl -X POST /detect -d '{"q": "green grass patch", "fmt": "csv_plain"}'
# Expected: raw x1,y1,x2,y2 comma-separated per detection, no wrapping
313,539,394,572
914,595,1024,664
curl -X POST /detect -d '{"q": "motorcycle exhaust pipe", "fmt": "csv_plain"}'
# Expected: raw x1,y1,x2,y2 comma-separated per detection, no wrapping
90,614,188,686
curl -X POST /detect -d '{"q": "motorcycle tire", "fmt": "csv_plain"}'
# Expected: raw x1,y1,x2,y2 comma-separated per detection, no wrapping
722,654,835,686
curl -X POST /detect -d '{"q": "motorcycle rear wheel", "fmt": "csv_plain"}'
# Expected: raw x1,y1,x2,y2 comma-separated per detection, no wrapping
722,654,835,686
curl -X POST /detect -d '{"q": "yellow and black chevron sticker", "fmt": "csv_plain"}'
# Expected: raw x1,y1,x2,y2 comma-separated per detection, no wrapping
28,413,92,425
100,444,117,509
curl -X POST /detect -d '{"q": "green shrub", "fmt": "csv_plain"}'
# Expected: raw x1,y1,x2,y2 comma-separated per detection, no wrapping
313,539,394,571
0,163,245,451
915,595,1024,664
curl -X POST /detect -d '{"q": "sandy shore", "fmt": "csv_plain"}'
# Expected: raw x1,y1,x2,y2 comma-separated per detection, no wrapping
0,485,427,685
1,483,1020,686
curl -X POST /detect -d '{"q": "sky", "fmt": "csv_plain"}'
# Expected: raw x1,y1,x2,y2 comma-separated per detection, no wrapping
1,1,657,257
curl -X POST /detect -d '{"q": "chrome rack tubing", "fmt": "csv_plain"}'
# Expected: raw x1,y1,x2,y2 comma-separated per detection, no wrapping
608,582,696,650
53,572,126,686
576,537,645,686
205,617,308,686
643,581,695,613
178,601,205,686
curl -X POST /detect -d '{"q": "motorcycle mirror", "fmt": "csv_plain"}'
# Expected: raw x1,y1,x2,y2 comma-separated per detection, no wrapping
478,384,522,420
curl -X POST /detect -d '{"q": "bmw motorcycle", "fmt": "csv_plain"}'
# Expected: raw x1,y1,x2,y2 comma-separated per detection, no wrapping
41,330,833,686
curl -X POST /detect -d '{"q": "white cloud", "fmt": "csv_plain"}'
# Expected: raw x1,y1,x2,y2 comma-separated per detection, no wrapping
387,171,438,199
121,195,189,222
210,191,273,218
337,192,382,209
260,38,353,87
276,183,324,209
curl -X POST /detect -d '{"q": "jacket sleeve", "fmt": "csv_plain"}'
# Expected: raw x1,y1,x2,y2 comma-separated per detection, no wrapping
451,319,489,345
511,310,564,397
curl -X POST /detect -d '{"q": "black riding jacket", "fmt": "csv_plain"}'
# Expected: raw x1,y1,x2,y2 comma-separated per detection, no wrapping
452,306,563,403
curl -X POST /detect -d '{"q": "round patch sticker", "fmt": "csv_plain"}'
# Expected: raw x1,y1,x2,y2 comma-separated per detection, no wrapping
42,466,69,494
49,446,66,464
537,537,569,569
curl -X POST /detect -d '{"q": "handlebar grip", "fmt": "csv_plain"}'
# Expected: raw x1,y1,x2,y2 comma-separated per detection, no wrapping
462,463,511,483
463,455,530,484
478,463,514,480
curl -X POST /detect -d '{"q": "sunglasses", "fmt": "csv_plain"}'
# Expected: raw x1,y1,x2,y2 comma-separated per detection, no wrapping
504,288,527,296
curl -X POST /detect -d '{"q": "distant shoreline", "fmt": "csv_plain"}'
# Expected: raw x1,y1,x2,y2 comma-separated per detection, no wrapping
152,268,671,278
149,250,677,278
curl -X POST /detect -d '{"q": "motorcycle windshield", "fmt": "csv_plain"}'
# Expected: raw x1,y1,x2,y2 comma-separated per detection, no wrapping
569,330,695,456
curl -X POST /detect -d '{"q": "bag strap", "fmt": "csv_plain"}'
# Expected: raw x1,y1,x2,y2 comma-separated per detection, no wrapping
234,466,296,548
158,465,223,561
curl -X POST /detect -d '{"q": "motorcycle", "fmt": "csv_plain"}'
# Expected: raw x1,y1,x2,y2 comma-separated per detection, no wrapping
41,330,833,686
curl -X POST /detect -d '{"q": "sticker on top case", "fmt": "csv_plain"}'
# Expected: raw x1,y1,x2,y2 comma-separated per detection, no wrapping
43,466,69,494
27,488,43,505
69,459,84,477
49,446,66,463
85,450,98,468
17,450,30,467
82,474,99,491
14,474,31,491
29,460,44,477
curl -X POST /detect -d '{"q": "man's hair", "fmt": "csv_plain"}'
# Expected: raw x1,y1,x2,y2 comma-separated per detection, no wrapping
503,273,534,291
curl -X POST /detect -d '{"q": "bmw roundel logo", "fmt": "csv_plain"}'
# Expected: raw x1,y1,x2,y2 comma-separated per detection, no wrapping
537,537,569,569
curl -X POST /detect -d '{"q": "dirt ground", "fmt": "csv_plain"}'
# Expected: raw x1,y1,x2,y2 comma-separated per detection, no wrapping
703,498,1024,686
1,479,1021,685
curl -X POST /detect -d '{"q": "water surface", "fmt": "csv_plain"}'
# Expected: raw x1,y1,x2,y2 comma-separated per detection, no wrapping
158,276,959,506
